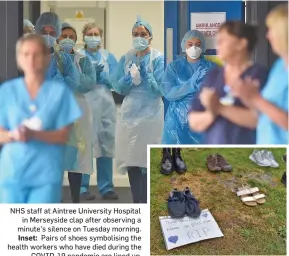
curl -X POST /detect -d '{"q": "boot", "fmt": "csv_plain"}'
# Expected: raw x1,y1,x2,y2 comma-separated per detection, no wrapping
160,148,173,175
281,172,286,186
172,148,187,174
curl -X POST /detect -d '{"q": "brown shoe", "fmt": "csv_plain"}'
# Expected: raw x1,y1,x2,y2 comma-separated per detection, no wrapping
216,154,232,172
206,154,221,172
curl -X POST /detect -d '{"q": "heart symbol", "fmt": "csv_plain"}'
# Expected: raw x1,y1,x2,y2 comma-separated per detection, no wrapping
168,236,178,244
202,213,208,218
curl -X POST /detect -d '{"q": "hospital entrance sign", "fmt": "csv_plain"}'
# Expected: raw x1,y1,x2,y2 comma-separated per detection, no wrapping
191,12,226,50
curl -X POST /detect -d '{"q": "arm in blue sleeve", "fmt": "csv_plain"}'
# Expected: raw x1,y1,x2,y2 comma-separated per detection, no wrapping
189,66,219,113
145,55,165,97
108,53,118,74
161,61,212,101
110,55,133,96
55,85,82,130
62,54,81,92
98,53,119,89
77,57,96,94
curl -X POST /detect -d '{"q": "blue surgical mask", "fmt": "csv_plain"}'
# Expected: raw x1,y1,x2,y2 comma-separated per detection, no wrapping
59,38,76,53
132,37,149,51
42,35,56,48
84,36,101,49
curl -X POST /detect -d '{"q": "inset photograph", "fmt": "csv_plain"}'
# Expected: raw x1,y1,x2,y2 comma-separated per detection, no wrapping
150,147,286,255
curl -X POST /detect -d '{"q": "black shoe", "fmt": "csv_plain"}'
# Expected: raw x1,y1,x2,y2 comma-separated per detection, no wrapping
172,148,187,174
102,191,119,200
183,187,201,218
160,148,174,175
281,172,286,186
282,154,286,162
80,192,96,201
167,188,186,218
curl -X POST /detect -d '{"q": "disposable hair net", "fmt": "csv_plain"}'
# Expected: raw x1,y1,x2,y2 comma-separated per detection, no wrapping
23,19,34,28
35,12,62,38
181,30,206,53
161,57,215,144
132,15,153,37
61,22,77,40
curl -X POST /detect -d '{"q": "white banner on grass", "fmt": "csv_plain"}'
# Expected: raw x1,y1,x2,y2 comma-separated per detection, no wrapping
159,209,224,250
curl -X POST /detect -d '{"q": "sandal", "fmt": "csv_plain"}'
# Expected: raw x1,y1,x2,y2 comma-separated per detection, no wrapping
236,186,257,207
183,187,201,218
167,188,186,218
251,190,266,204
243,185,266,204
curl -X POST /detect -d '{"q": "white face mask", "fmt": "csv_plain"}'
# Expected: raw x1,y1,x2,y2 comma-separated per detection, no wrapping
186,46,202,59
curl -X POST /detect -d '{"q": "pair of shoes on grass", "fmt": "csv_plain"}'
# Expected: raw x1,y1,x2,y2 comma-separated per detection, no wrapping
249,149,279,168
206,154,232,172
167,187,201,218
236,185,266,206
160,148,187,175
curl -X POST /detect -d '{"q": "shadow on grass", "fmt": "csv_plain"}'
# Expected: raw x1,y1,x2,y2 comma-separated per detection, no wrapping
150,148,286,255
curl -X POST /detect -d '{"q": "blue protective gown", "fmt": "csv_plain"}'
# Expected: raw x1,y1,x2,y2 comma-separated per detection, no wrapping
0,78,82,203
161,56,215,144
111,49,164,174
79,49,118,158
79,49,118,196
46,50,80,91
257,58,288,144
63,53,96,173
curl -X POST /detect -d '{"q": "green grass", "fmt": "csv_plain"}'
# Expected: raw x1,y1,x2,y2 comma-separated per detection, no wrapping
150,148,286,255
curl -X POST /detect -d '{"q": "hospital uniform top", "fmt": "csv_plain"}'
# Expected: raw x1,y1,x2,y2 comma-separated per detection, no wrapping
0,78,82,187
257,58,288,144
189,64,268,144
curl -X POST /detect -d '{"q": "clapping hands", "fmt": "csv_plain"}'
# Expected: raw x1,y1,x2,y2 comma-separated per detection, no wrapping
11,126,34,142
92,61,105,74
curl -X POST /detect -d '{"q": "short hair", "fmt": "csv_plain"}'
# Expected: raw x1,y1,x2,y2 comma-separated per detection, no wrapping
219,21,258,53
81,23,103,48
266,3,288,55
82,22,103,37
16,34,49,70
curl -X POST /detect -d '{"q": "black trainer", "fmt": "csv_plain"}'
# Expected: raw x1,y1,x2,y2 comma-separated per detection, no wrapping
167,188,186,218
172,148,187,174
183,187,201,218
102,191,118,200
80,192,96,201
160,148,174,175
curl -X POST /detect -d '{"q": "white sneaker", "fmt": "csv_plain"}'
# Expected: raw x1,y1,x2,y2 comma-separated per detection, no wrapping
262,150,279,168
249,149,271,166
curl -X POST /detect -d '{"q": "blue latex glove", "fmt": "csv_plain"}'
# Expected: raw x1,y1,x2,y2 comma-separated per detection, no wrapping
92,61,105,74
139,61,149,81
120,72,132,85
53,73,64,82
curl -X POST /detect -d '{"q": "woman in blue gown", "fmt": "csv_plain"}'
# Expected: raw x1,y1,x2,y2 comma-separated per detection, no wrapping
0,34,81,203
79,22,119,200
111,17,164,203
57,22,96,203
35,12,80,91
161,30,214,144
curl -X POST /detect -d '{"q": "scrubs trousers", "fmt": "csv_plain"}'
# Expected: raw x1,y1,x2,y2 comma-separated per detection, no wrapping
0,184,62,203
127,167,147,203
81,157,114,195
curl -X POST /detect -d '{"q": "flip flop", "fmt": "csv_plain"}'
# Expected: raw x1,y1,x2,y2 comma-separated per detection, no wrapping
237,186,257,207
